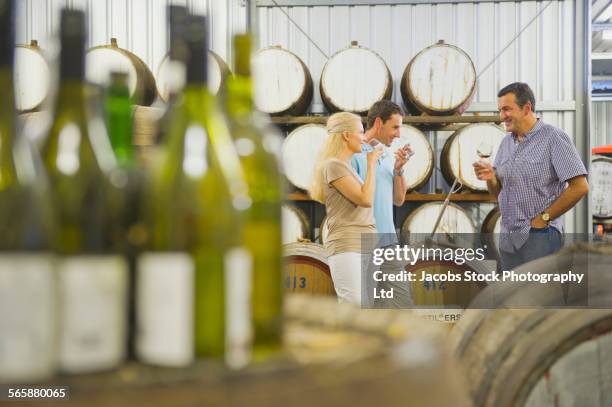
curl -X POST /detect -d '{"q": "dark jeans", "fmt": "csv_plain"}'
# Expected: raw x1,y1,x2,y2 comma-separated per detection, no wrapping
500,227,563,271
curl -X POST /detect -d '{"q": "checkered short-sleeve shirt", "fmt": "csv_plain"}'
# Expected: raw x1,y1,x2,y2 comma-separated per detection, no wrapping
493,119,587,252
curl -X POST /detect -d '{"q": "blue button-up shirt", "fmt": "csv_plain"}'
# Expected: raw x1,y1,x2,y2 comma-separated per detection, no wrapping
352,143,398,246
493,119,587,252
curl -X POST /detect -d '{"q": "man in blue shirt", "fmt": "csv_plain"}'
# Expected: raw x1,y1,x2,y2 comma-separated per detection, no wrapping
352,100,412,244
352,100,413,307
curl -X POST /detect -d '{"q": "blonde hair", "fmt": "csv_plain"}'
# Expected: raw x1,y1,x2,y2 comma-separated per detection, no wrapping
309,112,362,203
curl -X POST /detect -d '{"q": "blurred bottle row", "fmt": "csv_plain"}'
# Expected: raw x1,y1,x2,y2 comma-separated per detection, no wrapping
0,0,284,383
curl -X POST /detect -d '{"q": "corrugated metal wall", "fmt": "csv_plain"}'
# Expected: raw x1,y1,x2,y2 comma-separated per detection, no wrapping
593,100,612,148
14,0,246,83
257,0,580,232
257,1,575,114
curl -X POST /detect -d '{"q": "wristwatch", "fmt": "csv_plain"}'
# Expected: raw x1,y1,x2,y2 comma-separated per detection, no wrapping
540,211,550,224
394,168,405,177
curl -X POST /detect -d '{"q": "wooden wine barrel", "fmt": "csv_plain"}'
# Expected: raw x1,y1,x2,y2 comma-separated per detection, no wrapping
86,38,157,106
592,156,612,219
388,125,434,192
481,206,501,235
440,123,506,191
400,202,476,243
401,41,476,116
320,41,393,114
156,50,230,102
481,206,501,258
282,204,310,244
451,242,612,407
283,242,335,296
14,40,50,112
22,295,469,407
281,124,328,191
252,46,313,116
400,203,482,306
453,309,612,407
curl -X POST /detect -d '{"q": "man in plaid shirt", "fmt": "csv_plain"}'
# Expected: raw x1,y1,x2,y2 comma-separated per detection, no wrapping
473,82,588,271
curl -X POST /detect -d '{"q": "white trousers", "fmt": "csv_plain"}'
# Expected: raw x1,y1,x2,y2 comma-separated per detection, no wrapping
328,252,362,305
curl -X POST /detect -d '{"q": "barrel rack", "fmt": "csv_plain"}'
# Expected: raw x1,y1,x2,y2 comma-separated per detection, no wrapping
288,191,497,202
271,113,502,133
277,113,502,204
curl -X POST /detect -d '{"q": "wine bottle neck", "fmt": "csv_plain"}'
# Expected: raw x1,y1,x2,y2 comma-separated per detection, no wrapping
184,15,208,85
183,83,212,106
0,68,16,123
59,31,85,80
0,68,17,163
0,0,15,69
0,0,15,121
0,0,17,184
105,77,133,168
226,75,254,118
0,44,13,71
165,85,211,154
186,56,207,85
0,68,17,190
55,80,87,113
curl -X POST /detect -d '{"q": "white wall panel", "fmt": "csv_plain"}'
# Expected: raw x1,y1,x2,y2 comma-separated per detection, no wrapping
15,0,247,92
257,1,576,113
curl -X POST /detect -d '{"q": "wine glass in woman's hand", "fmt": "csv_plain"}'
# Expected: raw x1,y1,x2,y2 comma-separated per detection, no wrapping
367,145,384,166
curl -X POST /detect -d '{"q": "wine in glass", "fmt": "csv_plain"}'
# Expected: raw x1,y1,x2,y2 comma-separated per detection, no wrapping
477,140,493,163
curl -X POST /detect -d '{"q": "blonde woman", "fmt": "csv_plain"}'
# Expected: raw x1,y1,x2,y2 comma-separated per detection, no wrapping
310,112,383,305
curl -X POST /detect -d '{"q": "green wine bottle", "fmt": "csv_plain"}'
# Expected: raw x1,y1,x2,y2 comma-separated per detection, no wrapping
104,72,133,168
0,0,56,382
226,34,284,359
140,14,252,368
103,70,146,361
41,9,128,374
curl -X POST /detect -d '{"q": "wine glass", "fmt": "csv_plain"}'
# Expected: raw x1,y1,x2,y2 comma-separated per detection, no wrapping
373,140,386,163
476,141,493,163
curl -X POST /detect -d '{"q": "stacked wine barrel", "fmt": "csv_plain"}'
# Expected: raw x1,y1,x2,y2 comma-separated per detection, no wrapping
86,38,158,106
320,41,393,114
252,46,313,116
440,123,507,191
14,40,50,112
481,206,502,258
401,40,477,116
156,50,230,101
283,242,334,296
281,124,329,191
389,125,434,192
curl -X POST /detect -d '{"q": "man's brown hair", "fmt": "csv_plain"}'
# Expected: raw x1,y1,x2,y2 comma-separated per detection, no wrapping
366,100,403,130
498,82,536,112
